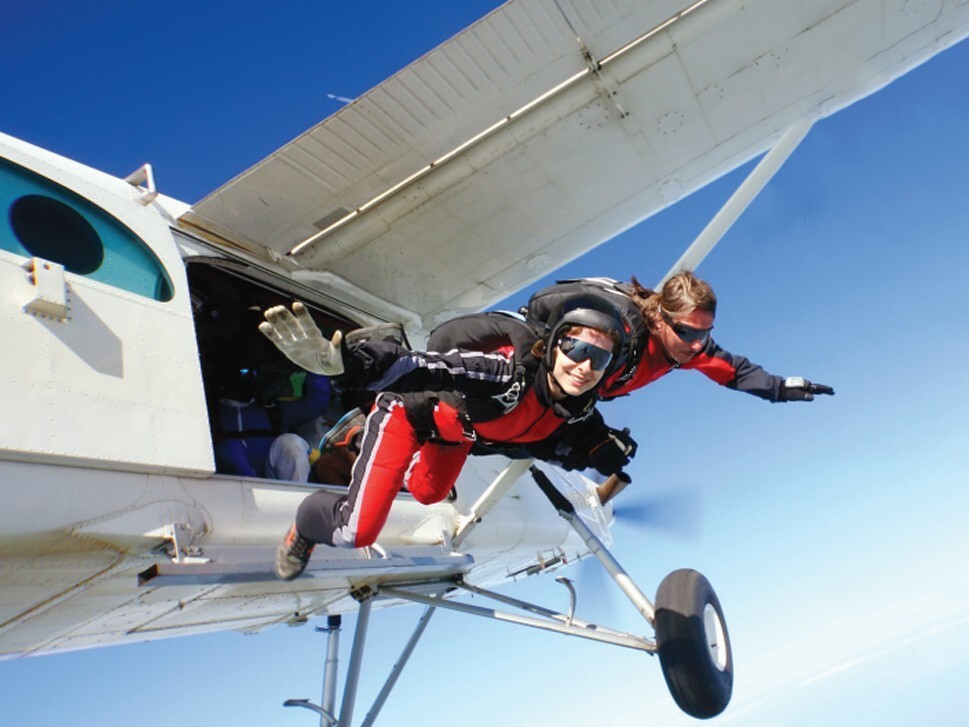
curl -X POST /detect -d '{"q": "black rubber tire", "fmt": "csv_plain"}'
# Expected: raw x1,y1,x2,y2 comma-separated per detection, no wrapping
654,569,733,719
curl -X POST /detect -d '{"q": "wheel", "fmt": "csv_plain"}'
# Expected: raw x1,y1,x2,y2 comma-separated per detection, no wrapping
654,569,732,719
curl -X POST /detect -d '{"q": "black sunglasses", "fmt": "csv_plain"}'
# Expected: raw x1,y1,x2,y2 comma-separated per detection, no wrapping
557,336,614,371
661,311,713,345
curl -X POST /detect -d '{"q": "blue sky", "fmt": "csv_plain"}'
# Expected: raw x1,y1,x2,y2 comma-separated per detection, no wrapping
2,2,969,726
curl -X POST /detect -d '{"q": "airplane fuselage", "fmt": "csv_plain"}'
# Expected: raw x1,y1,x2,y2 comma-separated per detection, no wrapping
0,132,599,659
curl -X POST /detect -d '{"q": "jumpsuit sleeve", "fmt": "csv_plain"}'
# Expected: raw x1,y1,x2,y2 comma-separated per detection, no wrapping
337,339,517,397
685,339,785,401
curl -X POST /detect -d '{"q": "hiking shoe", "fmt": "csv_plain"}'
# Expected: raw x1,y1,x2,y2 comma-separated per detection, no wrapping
275,524,315,581
320,407,366,455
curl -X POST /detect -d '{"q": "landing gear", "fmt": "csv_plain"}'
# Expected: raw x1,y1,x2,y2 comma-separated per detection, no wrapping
530,465,733,720
282,466,734,724
655,569,733,719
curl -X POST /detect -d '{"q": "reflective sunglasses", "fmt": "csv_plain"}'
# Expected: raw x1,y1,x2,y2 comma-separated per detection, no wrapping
557,336,614,371
661,311,713,345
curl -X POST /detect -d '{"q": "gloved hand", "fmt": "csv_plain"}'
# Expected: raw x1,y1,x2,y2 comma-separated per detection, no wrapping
779,376,835,402
259,302,344,376
588,427,638,477
596,470,632,505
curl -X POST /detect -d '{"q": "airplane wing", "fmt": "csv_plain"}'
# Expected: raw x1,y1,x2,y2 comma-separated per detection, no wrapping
180,0,969,332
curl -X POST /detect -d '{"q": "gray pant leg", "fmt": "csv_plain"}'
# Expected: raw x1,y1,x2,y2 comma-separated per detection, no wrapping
265,433,311,482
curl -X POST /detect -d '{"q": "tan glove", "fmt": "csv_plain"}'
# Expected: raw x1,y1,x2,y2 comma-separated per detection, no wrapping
258,301,344,376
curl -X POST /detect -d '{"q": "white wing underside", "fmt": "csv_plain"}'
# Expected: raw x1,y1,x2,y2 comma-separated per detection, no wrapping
181,0,969,330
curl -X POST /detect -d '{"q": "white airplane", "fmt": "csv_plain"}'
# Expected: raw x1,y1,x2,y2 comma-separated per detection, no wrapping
2,1,968,723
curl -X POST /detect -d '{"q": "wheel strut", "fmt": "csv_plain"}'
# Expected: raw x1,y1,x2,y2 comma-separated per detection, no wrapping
529,465,656,624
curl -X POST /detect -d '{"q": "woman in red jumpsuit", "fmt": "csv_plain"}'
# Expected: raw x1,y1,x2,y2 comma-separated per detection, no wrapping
526,270,836,402
260,296,628,580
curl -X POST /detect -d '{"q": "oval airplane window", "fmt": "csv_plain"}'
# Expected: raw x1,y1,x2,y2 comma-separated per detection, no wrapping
0,158,174,302
10,195,104,274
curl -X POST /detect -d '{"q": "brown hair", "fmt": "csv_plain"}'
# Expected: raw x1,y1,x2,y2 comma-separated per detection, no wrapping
636,271,717,329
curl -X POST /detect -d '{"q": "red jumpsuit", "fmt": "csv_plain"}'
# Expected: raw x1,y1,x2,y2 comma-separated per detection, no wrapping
602,332,789,400
295,315,602,548
526,278,790,401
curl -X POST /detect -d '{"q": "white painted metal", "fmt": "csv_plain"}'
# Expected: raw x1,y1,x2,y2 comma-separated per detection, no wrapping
455,580,632,639
0,455,592,657
22,258,68,319
380,586,656,652
139,549,475,586
452,457,533,547
0,131,605,661
183,0,969,330
0,132,212,475
532,467,656,623
338,596,372,727
123,163,159,206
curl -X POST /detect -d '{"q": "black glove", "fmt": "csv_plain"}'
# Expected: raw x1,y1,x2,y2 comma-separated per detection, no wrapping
588,427,638,477
778,376,835,402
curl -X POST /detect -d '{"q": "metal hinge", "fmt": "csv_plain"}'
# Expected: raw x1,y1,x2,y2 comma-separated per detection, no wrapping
124,163,159,206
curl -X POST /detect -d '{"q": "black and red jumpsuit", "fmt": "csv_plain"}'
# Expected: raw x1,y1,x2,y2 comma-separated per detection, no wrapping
516,318,792,469
294,315,601,548
525,278,789,400
602,332,788,400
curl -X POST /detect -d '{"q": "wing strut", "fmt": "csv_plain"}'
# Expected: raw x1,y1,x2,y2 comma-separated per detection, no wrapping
358,605,437,727
658,119,813,287
284,590,444,727
452,458,533,548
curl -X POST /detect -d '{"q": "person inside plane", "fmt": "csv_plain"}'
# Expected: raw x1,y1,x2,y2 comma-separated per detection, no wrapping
213,367,332,481
525,270,835,404
259,295,634,579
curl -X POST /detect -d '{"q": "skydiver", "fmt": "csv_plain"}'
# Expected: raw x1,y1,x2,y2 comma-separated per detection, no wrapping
259,295,634,580
524,270,835,404
212,368,332,482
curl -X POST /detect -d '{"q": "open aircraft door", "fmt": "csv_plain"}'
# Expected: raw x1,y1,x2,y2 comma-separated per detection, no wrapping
0,134,213,475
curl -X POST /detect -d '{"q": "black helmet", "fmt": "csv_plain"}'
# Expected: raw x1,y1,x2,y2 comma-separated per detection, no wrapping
544,294,626,373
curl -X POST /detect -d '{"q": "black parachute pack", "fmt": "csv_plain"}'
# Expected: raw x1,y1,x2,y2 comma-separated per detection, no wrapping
522,277,648,389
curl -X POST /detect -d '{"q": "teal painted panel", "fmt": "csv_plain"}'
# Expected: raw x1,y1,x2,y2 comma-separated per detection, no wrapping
0,158,173,301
